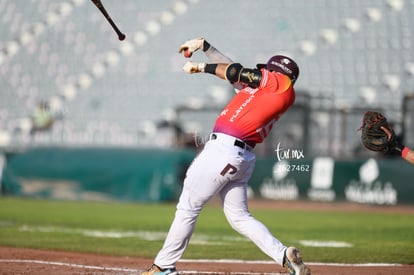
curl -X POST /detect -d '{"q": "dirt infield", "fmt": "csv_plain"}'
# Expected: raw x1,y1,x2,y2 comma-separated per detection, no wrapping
0,247,413,275
1,200,413,274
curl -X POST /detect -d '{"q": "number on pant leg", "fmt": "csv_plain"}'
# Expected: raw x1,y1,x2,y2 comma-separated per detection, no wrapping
220,163,237,176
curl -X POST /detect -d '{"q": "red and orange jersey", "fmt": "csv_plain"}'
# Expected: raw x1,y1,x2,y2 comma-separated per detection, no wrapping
213,69,295,146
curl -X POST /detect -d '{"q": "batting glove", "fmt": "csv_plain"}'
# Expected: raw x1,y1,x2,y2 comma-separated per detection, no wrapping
182,61,206,74
178,38,205,58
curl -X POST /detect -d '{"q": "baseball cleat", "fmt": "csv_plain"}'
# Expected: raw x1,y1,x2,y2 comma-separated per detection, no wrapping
141,264,178,275
283,247,311,275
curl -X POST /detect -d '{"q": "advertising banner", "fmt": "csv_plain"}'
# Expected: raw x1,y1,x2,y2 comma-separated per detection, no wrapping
250,157,414,205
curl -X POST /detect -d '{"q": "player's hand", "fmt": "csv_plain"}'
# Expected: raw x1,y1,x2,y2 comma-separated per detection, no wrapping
179,38,205,58
182,61,206,74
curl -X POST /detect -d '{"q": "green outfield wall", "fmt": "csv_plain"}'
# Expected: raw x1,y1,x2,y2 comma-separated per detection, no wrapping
0,148,194,202
1,148,413,205
250,157,414,205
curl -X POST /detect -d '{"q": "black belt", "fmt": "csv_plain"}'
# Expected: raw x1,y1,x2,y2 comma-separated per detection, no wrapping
210,134,251,151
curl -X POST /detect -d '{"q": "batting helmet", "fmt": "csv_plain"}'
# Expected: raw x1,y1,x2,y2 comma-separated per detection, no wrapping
257,55,299,84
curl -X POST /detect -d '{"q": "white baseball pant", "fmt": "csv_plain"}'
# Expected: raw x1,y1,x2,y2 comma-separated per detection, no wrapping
154,133,287,268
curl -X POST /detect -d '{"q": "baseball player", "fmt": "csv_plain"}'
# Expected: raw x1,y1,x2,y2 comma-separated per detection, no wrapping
142,38,311,275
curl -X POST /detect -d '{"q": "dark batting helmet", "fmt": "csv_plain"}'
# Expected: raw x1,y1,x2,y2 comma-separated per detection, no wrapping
257,55,299,84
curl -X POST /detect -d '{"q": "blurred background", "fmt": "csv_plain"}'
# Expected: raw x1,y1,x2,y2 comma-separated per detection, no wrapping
0,0,413,203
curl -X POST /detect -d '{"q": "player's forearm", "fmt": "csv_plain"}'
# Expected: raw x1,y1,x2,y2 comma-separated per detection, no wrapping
202,63,244,93
204,63,262,87
184,61,261,89
402,147,414,165
203,40,234,64
204,63,227,80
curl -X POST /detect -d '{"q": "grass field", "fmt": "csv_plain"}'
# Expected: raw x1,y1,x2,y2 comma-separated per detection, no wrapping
0,197,413,264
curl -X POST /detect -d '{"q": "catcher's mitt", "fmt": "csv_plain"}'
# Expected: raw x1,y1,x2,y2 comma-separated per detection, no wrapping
359,111,396,153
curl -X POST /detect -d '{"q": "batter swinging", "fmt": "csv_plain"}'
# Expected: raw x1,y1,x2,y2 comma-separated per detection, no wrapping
142,38,311,275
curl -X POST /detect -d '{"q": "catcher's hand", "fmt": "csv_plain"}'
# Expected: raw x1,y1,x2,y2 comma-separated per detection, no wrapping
179,38,205,58
182,61,206,74
359,111,401,153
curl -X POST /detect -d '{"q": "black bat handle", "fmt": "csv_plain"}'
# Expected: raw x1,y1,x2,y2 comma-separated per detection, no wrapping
91,0,126,41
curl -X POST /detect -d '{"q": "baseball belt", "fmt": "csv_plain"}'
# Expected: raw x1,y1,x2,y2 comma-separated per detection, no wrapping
209,133,253,152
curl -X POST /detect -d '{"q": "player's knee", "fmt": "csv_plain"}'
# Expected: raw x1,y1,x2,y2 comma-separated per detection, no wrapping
177,189,207,216
176,199,204,219
176,207,200,221
223,208,253,231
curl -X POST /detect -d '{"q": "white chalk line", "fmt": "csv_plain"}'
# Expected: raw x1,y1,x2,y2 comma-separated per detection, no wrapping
0,259,279,275
0,258,402,275
180,259,402,266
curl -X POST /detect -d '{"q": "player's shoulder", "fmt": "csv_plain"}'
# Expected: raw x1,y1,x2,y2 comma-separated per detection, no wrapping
265,71,293,93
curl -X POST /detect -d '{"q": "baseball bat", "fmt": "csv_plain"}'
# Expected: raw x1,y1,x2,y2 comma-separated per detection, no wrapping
90,0,126,41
